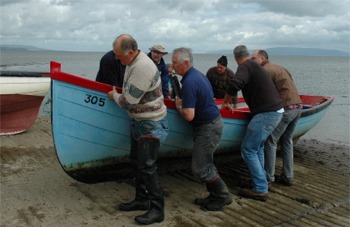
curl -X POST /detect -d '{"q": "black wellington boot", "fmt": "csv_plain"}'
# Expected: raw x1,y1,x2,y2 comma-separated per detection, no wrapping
119,176,150,211
134,138,164,225
195,193,215,206
194,183,215,206
134,199,164,225
203,177,233,211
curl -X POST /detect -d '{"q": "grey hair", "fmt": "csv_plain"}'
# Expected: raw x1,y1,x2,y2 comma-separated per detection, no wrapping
233,45,250,59
257,50,269,59
172,47,193,67
114,34,138,55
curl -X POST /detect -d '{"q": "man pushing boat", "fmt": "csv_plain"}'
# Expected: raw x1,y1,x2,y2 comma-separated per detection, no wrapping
172,47,233,211
108,34,168,225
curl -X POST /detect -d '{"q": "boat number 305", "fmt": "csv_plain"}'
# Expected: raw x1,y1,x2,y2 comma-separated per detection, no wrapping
84,94,105,107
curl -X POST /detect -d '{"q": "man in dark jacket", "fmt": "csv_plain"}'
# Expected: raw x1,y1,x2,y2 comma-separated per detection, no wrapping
206,55,237,109
95,50,125,87
223,45,284,201
148,44,169,98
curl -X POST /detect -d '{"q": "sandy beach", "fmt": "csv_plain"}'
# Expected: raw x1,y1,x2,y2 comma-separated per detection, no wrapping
1,116,349,227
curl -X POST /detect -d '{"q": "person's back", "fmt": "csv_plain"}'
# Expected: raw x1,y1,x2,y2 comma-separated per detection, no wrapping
182,67,219,123
263,62,301,106
251,50,301,107
123,52,166,121
228,59,283,115
96,50,125,87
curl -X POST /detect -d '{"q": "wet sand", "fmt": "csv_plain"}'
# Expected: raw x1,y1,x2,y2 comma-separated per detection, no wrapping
1,117,349,226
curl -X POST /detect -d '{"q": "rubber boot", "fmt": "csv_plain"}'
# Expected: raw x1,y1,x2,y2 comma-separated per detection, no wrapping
194,183,215,206
203,177,233,211
134,138,164,225
119,175,150,211
135,193,164,225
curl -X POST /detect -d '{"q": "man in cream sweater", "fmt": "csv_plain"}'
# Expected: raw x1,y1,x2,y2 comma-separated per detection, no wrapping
108,34,168,225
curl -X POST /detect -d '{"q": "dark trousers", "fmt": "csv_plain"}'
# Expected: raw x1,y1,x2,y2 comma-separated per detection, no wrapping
130,137,164,212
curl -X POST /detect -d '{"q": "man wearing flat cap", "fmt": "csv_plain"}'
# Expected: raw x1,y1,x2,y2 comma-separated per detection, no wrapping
148,44,169,98
206,55,237,109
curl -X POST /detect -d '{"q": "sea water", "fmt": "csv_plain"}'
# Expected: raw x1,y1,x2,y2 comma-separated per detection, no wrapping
1,50,349,144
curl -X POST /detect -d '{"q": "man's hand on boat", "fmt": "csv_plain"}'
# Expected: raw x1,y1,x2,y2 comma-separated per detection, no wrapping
221,103,236,112
222,93,236,112
108,86,120,101
108,86,118,100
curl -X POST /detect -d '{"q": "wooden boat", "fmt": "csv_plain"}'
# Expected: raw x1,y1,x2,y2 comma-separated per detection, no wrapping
50,61,335,183
0,71,51,135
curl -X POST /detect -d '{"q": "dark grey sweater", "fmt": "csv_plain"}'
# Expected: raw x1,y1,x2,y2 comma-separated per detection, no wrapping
226,59,283,115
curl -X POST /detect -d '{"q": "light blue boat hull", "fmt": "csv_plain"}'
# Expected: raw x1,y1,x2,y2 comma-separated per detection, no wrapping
50,61,334,183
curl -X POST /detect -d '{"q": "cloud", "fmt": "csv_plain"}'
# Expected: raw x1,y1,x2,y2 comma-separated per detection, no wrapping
249,0,349,17
0,0,349,53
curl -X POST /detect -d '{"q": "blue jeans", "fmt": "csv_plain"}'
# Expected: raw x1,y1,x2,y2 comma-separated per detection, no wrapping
192,116,223,182
129,117,169,164
265,108,301,181
241,111,282,193
130,118,169,143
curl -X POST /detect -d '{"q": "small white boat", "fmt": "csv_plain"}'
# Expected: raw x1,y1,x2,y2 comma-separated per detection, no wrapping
0,71,51,135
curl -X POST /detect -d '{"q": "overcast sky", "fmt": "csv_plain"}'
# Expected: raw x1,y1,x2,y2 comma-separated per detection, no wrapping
1,0,349,53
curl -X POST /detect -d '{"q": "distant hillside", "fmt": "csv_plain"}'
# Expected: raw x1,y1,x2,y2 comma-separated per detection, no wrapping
207,47,349,57
0,45,50,51
2,45,349,56
265,47,349,57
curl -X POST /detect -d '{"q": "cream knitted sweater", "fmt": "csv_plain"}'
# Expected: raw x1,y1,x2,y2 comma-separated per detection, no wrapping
114,52,166,121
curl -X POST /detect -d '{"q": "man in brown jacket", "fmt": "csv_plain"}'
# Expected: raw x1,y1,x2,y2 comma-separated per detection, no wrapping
251,50,302,187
